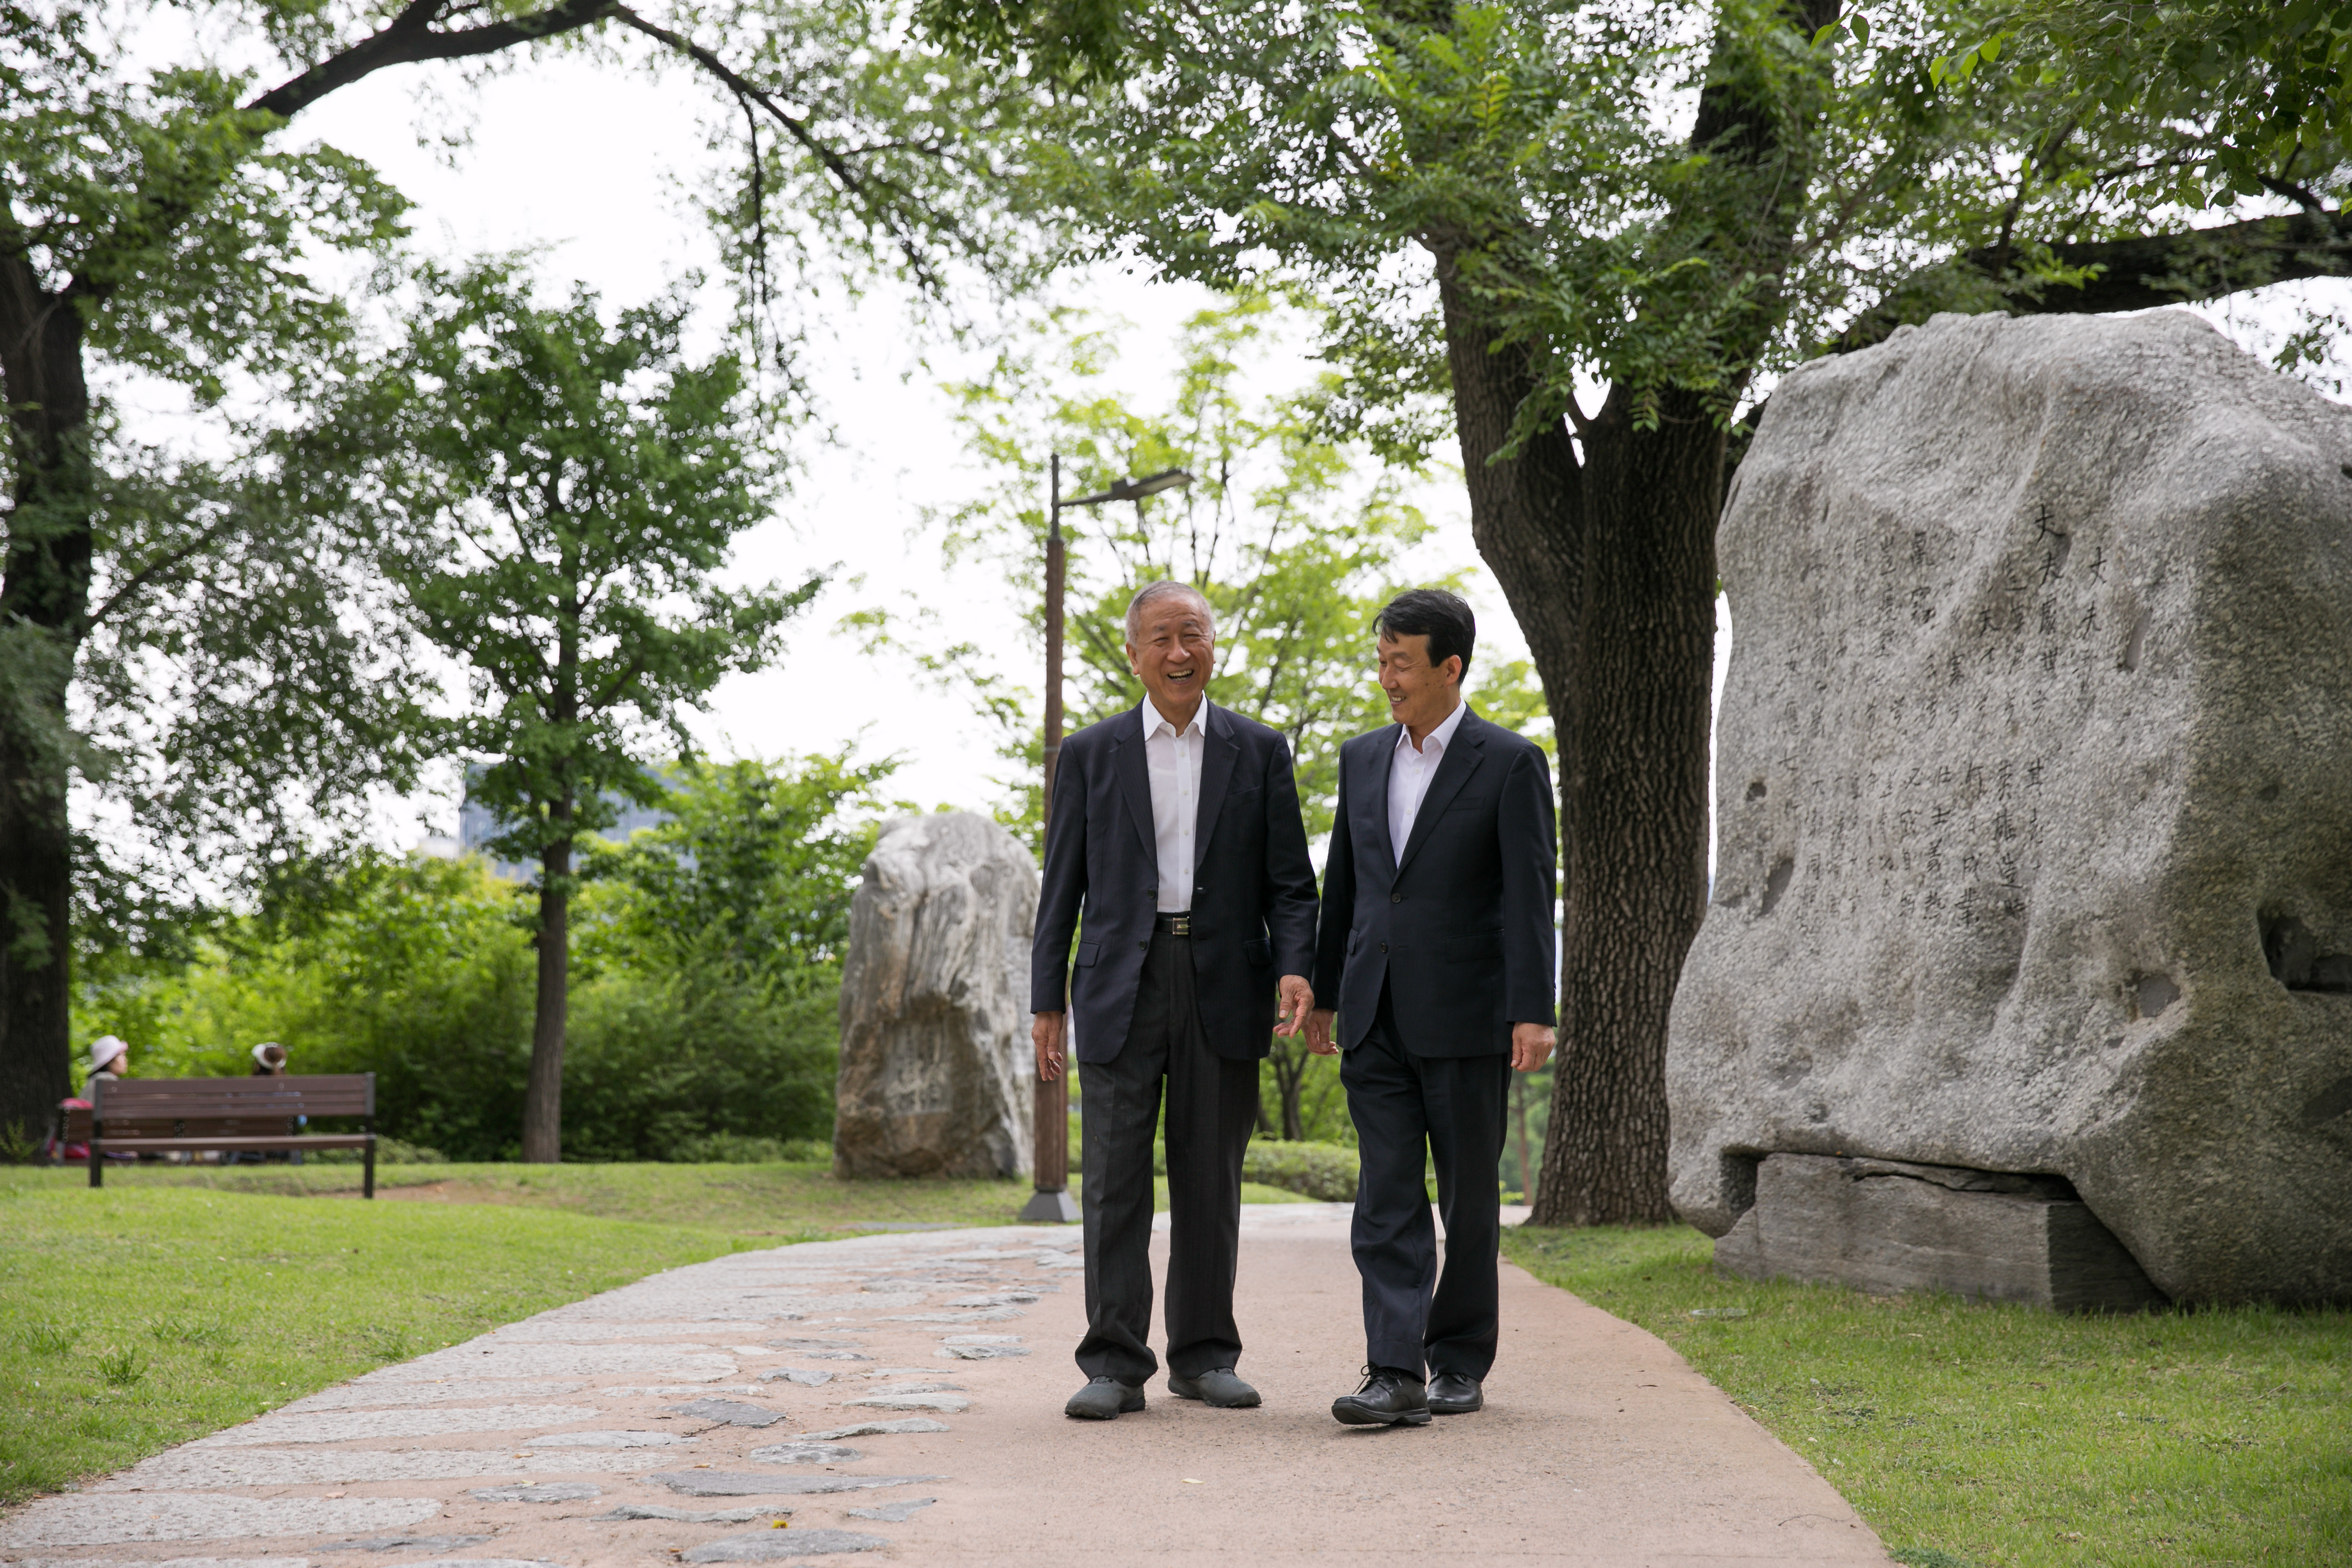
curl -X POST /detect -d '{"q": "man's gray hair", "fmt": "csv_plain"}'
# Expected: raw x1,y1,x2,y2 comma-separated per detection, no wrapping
1124,579,1216,644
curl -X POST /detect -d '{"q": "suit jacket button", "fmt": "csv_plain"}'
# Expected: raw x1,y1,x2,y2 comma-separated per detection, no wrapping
1390,893,1403,903
1379,942,1389,953
1138,940,1149,950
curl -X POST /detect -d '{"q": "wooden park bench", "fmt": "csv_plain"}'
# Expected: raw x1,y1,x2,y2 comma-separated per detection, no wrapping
59,1074,379,1196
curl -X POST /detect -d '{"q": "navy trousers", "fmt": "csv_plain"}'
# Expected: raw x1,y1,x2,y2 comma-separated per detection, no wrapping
1341,987,1512,1380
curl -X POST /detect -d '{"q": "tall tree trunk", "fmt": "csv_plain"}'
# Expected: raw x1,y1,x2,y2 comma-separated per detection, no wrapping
1434,260,1583,780
1511,1071,1532,1197
1434,292,1718,1225
1428,0,1831,1226
522,811,572,1163
0,264,95,1143
1538,393,1719,1225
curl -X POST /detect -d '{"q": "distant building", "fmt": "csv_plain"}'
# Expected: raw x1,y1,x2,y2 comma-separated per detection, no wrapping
457,766,674,883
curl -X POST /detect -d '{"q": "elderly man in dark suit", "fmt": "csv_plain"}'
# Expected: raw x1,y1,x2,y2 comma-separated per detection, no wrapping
1307,587,1557,1426
1032,580,1320,1420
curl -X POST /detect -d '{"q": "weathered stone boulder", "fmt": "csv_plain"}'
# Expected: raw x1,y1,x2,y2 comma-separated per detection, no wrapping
835,812,1035,1180
1671,310,2352,1305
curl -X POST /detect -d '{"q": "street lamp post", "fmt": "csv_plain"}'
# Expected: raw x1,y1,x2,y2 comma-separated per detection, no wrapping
1019,455,1193,1224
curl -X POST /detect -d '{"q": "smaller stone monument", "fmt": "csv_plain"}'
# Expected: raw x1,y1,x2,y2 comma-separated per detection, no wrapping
835,812,1036,1180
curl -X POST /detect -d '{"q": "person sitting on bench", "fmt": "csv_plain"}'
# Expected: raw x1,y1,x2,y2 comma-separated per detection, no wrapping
227,1042,303,1162
81,1037,141,1161
87,1035,129,1086
40,1036,124,1164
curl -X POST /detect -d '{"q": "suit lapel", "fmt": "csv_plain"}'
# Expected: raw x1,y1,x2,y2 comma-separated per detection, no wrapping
1192,704,1239,869
1396,710,1487,875
1366,725,1401,869
1111,706,1158,870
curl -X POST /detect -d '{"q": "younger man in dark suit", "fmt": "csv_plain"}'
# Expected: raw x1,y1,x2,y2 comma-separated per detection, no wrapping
1032,581,1320,1420
1306,588,1557,1425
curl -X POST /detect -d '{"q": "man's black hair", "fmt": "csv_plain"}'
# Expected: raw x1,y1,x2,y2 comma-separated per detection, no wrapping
1376,588,1476,681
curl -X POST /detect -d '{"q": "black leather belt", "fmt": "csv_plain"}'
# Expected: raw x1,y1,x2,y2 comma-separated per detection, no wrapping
1154,912,1193,936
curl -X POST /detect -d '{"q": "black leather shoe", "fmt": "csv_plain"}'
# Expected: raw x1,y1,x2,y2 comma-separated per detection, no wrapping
1065,1376,1145,1420
1428,1372,1484,1414
1331,1365,1431,1427
1168,1367,1262,1407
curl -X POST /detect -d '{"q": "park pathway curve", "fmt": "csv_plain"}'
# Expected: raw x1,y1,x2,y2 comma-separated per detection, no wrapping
1,1204,1891,1568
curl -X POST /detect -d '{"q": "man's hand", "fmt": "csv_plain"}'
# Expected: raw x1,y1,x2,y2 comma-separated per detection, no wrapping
1033,1011,1067,1082
1511,1021,1556,1072
1305,1007,1339,1056
1275,975,1314,1037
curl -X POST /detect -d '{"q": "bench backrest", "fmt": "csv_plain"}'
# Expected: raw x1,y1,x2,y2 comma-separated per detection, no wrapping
91,1073,375,1123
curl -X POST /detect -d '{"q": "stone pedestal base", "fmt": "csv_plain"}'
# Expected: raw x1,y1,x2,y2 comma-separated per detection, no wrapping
1018,1188,1079,1224
1714,1154,2167,1313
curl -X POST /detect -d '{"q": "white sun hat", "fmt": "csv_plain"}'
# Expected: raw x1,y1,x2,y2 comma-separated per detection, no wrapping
87,1035,129,1075
251,1041,288,1071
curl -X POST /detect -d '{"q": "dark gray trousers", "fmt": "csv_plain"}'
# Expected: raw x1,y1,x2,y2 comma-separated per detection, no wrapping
1075,927,1259,1386
1342,987,1512,1380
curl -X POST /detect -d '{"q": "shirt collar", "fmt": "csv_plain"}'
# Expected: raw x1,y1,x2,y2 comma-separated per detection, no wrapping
1395,698,1469,757
1143,696,1209,740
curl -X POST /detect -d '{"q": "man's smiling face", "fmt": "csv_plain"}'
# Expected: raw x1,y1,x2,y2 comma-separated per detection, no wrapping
1126,589,1217,719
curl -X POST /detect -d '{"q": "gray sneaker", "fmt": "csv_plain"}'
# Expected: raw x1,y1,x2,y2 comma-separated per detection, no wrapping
1167,1367,1261,1408
1064,1375,1145,1420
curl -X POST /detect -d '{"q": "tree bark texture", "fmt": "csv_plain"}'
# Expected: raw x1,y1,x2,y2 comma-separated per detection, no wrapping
1435,286,1718,1224
522,823,573,1163
1428,2,1827,1225
0,256,94,1143
1540,393,1719,1225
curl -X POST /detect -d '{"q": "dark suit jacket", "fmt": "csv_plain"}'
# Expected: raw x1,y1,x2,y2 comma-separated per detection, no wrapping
1312,707,1557,1056
1032,701,1320,1065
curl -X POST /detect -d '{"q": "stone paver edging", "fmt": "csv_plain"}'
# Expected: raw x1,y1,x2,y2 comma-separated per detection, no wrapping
1,1206,1892,1567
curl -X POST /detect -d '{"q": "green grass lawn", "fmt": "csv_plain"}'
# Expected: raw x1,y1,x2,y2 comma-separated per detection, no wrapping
0,1183,761,1508
1504,1225,2352,1568
0,1158,1310,1232
0,1160,1308,1507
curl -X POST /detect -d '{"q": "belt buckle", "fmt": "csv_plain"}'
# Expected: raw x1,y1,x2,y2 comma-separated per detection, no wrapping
1168,914,1191,936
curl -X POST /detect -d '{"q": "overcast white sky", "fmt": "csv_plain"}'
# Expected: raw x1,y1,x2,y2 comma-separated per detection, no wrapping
114,40,2351,861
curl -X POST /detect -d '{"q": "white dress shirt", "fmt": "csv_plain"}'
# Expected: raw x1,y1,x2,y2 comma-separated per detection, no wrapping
1388,699,1468,864
1143,697,1210,911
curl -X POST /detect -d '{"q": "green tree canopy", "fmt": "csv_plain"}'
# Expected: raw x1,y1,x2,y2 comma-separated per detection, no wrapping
581,749,903,996
317,258,820,1161
921,0,2352,1224
875,292,1548,1137
3,0,1064,1153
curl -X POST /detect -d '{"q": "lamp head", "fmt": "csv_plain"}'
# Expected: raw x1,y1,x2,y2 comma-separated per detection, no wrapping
1110,468,1193,502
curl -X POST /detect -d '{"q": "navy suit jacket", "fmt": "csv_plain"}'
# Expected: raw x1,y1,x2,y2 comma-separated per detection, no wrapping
1312,707,1557,1056
1031,701,1320,1065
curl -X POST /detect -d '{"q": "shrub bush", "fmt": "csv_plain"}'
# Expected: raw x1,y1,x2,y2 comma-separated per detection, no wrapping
670,1133,832,1164
1241,1139,1360,1202
74,856,841,1162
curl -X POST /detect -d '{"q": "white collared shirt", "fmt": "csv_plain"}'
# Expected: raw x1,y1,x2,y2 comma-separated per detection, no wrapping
1143,697,1210,911
1388,699,1467,864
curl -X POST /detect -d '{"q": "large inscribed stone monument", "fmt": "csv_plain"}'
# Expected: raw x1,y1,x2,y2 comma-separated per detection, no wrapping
1671,310,2352,1306
835,812,1035,1180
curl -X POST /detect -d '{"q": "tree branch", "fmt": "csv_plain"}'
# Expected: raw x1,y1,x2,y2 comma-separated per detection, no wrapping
81,507,248,632
1836,206,2352,353
246,0,620,122
606,5,947,292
